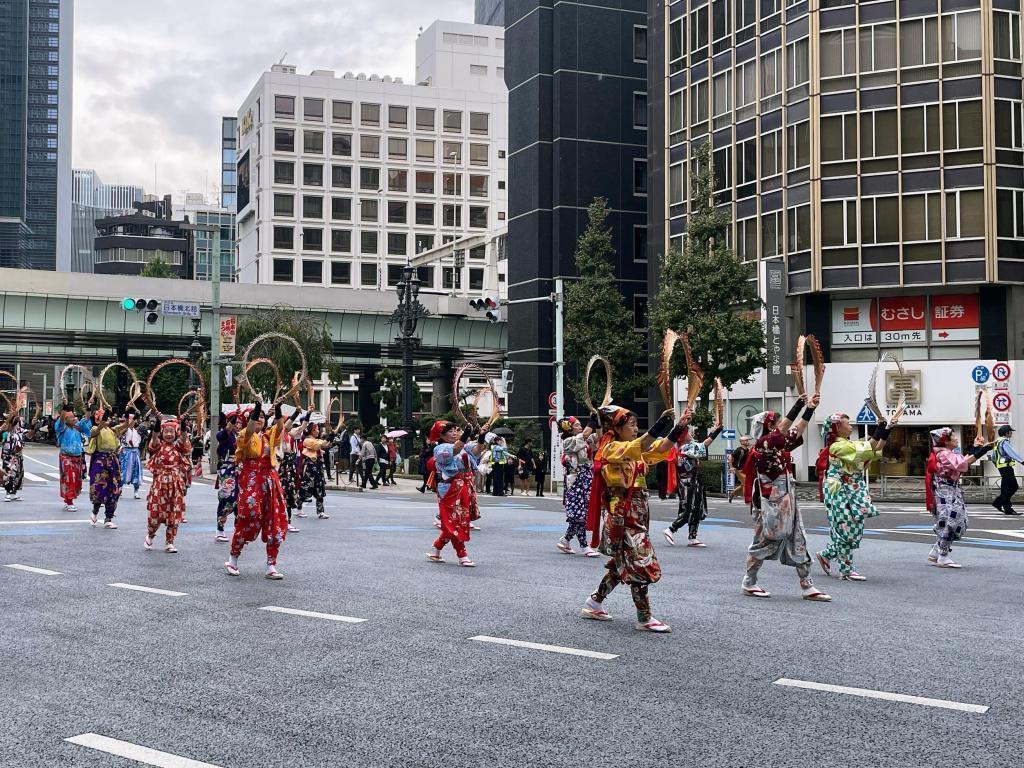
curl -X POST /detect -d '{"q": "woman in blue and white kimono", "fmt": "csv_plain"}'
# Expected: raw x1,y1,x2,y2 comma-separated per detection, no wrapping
426,420,484,567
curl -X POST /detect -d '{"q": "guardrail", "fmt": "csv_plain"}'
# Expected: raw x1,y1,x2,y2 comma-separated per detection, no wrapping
792,475,1022,503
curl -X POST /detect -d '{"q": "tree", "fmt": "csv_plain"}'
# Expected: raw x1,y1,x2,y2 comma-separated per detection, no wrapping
234,310,335,403
372,367,423,427
649,141,766,432
140,255,177,279
564,197,646,406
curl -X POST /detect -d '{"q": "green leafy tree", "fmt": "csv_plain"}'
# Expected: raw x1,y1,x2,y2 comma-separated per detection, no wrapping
564,197,645,406
372,367,424,426
649,141,767,432
140,255,177,279
234,310,335,403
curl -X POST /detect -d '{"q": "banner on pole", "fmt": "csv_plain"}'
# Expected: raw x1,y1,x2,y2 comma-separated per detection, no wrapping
219,316,237,356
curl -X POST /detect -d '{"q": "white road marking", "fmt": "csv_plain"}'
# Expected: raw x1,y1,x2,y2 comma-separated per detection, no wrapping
259,605,367,623
45,472,60,480
773,678,988,714
65,733,223,767
23,454,58,470
4,563,61,575
108,583,188,597
980,529,1024,539
468,635,618,660
0,519,91,526
23,471,47,482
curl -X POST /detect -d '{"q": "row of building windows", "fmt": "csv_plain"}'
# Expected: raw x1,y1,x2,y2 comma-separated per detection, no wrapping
270,258,489,290
270,130,493,164
271,174,493,210
271,162,500,191
273,97,490,136
270,217,490,254
95,248,183,265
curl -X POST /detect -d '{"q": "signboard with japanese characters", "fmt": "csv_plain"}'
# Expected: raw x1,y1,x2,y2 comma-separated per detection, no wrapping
832,294,979,346
763,259,788,392
219,316,237,357
161,300,201,319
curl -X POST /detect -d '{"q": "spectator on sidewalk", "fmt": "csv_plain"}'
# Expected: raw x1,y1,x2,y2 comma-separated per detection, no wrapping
534,450,547,497
348,427,363,484
359,433,378,489
417,441,432,493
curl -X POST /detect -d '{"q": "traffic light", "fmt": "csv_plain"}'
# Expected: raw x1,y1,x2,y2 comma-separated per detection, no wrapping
121,298,162,324
469,296,501,323
500,367,515,394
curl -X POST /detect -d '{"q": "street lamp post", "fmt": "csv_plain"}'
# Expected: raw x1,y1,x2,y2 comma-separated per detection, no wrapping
389,263,431,460
188,317,203,389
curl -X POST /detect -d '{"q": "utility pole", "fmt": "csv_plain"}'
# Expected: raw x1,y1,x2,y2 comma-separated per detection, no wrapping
209,225,222,475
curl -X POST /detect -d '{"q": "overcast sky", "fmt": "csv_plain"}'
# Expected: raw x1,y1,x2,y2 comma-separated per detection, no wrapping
72,0,474,200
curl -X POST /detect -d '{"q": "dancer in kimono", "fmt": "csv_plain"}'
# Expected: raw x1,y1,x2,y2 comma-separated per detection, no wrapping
662,422,722,548
741,394,831,601
215,411,239,542
814,412,895,581
279,417,302,530
426,420,482,567
144,419,192,553
1,413,26,502
557,416,600,557
88,410,127,528
55,406,92,512
580,406,689,633
926,428,991,568
118,412,144,500
225,403,292,579
297,420,331,521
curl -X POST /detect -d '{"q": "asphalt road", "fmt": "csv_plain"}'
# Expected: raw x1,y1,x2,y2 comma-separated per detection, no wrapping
2,446,1021,767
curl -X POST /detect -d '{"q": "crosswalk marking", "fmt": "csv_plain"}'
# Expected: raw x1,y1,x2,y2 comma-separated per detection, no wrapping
23,471,47,482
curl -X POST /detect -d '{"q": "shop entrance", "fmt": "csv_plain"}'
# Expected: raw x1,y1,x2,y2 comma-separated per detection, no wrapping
870,424,984,477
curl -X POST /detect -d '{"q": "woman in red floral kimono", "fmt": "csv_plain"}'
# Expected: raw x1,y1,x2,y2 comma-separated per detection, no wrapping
225,403,292,579
144,418,192,553
426,420,482,567
580,406,690,633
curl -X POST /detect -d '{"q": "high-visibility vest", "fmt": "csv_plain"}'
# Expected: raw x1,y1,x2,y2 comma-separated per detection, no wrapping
994,437,1014,469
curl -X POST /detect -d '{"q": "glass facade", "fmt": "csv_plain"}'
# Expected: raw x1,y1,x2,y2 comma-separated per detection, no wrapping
0,0,32,265
192,209,236,282
658,0,1024,292
221,117,238,211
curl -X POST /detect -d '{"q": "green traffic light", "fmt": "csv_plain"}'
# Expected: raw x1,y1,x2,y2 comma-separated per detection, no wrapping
121,298,135,311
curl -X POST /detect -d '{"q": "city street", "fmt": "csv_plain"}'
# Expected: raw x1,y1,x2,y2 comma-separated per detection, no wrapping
2,445,1022,767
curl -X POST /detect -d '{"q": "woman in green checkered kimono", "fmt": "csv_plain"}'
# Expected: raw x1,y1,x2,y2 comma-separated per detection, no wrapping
814,411,896,581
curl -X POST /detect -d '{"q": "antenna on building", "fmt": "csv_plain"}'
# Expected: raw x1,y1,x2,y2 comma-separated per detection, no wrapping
277,52,289,65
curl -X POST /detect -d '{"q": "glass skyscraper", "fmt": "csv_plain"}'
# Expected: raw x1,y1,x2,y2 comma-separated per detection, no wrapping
0,0,72,271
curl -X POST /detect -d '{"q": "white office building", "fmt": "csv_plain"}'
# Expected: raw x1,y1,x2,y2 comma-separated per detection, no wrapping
234,20,508,296
71,168,145,273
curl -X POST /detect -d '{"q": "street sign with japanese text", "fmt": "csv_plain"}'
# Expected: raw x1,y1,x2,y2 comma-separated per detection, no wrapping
161,300,201,319
219,316,237,356
931,294,979,342
763,259,788,392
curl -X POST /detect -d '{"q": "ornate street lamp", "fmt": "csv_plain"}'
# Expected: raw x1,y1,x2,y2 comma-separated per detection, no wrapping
388,263,431,458
187,317,203,390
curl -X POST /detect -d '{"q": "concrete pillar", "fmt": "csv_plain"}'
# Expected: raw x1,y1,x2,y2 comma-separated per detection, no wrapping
430,362,453,416
357,367,380,427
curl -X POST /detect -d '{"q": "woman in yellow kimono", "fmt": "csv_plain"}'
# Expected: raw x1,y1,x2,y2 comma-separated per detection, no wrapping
580,405,691,633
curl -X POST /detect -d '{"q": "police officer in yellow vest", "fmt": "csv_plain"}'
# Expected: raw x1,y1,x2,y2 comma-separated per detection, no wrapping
991,425,1023,516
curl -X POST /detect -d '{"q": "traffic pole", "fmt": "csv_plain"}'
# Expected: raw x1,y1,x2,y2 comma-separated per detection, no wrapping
208,228,222,476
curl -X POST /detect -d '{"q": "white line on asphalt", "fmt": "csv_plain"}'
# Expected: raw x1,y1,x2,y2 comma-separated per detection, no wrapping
45,472,60,479
23,454,58,470
773,678,989,714
259,605,367,623
468,635,618,660
981,529,1024,539
4,563,62,575
0,519,91,526
23,471,47,482
65,733,223,767
108,583,188,597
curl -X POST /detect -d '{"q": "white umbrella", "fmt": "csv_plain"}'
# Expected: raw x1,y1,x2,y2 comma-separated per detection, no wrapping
385,429,408,438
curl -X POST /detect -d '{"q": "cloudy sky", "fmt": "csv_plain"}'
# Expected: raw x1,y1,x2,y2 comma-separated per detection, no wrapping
73,0,474,200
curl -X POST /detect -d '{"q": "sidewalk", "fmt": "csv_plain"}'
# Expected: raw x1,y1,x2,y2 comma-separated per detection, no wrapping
325,474,426,495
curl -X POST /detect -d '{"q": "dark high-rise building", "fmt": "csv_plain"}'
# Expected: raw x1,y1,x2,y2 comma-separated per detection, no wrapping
0,0,73,271
474,0,505,26
505,0,650,419
221,116,238,210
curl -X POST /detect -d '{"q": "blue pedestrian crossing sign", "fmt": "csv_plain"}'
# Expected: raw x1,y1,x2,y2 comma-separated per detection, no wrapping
855,404,878,424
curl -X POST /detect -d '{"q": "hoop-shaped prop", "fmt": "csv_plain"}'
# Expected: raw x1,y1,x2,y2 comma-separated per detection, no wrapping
658,330,681,411
0,391,13,417
714,378,725,428
292,376,316,412
582,355,613,417
328,396,345,431
233,357,283,405
681,332,704,412
97,362,144,412
975,389,987,442
238,333,306,406
178,388,207,428
15,386,42,423
472,385,502,432
451,363,501,430
145,358,207,422
792,334,826,397
984,389,997,443
57,364,96,408
866,352,908,423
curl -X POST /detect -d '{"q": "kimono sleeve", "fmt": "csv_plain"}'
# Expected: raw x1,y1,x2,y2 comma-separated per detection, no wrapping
830,439,880,465
603,438,644,463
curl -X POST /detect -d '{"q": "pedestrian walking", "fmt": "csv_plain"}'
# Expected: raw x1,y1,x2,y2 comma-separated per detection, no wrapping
727,435,751,503
991,425,1022,515
348,428,363,484
360,433,379,489
516,439,534,496
926,427,992,568
533,450,547,496
143,419,191,554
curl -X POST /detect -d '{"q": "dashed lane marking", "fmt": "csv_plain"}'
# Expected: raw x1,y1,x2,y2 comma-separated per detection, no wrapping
108,583,188,597
4,563,62,575
259,605,367,623
469,635,618,660
0,519,91,526
774,678,988,714
65,733,223,767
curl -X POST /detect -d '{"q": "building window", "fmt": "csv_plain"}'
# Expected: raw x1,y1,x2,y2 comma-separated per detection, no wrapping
388,137,408,159
469,144,488,166
860,196,900,245
860,23,897,73
995,100,1024,149
690,79,709,125
360,199,379,222
360,167,380,191
469,112,489,136
331,261,351,284
787,205,811,252
902,193,942,241
274,161,295,185
387,232,407,256
994,11,1022,61
470,245,486,260
388,169,408,192
762,210,782,258
737,136,757,186
442,266,462,290
332,133,352,157
302,195,323,219
416,139,435,161
303,130,324,154
360,103,381,126
331,165,352,189
691,3,708,50
274,128,295,152
416,107,435,131
736,217,757,262
945,189,985,238
712,72,730,124
669,18,683,65
443,173,463,196
272,258,294,282
761,129,782,176
416,203,434,226
387,265,405,287
633,25,648,61
332,100,352,124
468,206,487,228
331,197,352,221
302,260,323,284
361,262,378,286
389,105,408,128
941,11,982,62
274,95,294,119
273,193,294,217
304,98,324,121
669,163,683,205
821,114,857,162
633,226,647,262
415,234,434,253
360,135,380,159
821,200,858,247
786,122,810,171
273,226,294,250
900,17,939,67
468,268,484,291
786,38,809,91
942,100,983,150
633,295,648,330
303,163,324,186
443,141,462,164
360,231,378,255
761,49,781,107
821,29,856,78
469,175,487,197
443,204,462,227
470,64,488,76
443,110,463,133
302,227,323,251
416,171,435,194
633,159,648,195
633,92,648,128
860,110,898,158
388,201,407,224
331,229,352,253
